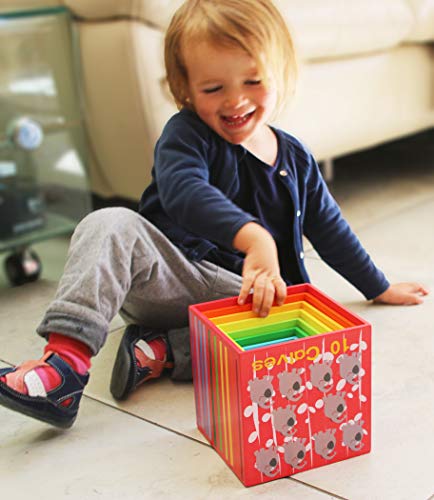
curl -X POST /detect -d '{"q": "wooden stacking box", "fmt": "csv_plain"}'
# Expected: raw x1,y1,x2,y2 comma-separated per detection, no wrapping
189,284,371,486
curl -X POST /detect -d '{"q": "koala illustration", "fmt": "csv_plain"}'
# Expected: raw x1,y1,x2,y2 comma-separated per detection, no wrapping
312,429,337,460
342,420,365,451
323,392,347,423
339,353,361,385
309,361,333,393
282,438,308,469
254,446,279,477
273,404,297,437
278,369,304,401
248,375,274,409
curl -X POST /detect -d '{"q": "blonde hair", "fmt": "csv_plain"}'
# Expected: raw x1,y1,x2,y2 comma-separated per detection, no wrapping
164,0,297,114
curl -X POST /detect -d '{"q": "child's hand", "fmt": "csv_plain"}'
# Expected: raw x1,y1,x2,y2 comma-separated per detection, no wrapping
234,222,287,317
373,282,429,305
237,243,287,317
238,267,287,318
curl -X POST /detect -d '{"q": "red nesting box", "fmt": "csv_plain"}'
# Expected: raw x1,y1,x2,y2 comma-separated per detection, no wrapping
189,284,371,487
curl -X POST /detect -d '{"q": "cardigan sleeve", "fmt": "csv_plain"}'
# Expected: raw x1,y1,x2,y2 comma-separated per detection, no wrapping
302,155,389,299
154,113,256,250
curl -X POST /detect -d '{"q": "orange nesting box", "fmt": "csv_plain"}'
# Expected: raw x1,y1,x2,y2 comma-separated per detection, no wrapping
189,284,371,487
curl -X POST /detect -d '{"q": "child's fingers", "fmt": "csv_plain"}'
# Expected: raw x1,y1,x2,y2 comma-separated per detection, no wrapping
413,295,424,304
397,282,429,295
272,276,287,305
414,283,430,295
238,273,256,305
238,273,287,313
253,275,286,316
251,275,268,314
402,283,429,303
253,278,275,317
404,293,424,305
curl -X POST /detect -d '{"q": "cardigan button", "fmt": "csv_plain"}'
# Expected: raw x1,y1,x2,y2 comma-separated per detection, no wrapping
296,210,301,217
279,169,288,177
300,251,304,259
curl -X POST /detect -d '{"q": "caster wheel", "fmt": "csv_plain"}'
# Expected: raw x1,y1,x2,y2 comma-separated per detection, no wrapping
4,249,42,286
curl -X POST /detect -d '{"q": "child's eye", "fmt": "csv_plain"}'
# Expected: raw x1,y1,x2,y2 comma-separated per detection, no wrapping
245,80,261,86
203,86,222,94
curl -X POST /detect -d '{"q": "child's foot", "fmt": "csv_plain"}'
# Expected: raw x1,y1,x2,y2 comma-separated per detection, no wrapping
0,352,89,428
110,325,174,400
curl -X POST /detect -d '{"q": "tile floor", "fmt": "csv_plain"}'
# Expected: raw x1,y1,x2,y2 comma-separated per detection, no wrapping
1,130,433,499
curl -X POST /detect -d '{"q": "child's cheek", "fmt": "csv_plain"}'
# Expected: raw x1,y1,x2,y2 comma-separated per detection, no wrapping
262,87,278,111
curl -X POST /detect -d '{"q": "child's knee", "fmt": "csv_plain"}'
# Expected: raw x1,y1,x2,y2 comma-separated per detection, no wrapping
75,207,139,237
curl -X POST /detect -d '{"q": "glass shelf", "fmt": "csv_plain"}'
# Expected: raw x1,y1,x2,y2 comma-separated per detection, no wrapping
0,4,92,257
0,212,76,252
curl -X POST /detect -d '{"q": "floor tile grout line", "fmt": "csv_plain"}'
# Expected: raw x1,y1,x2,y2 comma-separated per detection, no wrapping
344,197,434,235
83,393,211,447
286,478,349,500
303,193,434,261
0,358,208,450
0,358,365,499
84,394,347,499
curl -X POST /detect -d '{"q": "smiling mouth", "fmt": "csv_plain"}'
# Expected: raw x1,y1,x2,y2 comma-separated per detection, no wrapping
221,110,255,127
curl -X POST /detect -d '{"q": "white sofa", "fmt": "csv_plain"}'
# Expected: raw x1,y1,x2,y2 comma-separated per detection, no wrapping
5,0,434,201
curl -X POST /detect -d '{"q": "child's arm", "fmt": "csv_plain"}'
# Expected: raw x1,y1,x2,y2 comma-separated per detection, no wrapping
301,151,429,306
373,282,429,305
233,222,287,317
296,148,428,305
152,114,257,250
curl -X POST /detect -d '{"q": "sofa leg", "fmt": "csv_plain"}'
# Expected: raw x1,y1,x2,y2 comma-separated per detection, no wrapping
321,158,334,183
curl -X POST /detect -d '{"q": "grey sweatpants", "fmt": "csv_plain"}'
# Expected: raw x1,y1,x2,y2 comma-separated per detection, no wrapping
37,208,242,379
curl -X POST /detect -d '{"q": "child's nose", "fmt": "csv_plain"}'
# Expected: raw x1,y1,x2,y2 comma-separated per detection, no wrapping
223,91,246,110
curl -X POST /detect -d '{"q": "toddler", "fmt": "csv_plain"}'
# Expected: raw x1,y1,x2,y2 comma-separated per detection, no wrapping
0,0,428,429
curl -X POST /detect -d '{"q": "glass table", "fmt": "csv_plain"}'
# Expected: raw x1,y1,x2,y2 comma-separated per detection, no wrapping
0,5,92,285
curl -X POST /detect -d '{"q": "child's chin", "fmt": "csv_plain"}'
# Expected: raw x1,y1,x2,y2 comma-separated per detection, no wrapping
224,127,255,144
227,137,244,145
216,130,244,145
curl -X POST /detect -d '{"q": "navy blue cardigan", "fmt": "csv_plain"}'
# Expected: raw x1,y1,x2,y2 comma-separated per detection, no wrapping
139,109,389,300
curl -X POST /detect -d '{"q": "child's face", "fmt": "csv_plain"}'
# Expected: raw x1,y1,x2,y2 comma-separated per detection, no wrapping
183,40,277,146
